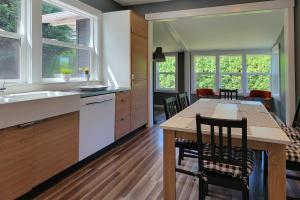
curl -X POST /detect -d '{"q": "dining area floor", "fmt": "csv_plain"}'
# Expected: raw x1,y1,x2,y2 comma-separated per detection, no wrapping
29,118,300,200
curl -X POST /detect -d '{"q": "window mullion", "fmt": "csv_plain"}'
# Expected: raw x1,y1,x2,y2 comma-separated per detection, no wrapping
242,53,247,95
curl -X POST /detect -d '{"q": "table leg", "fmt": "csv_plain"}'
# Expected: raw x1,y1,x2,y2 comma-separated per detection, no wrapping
163,129,176,200
268,144,286,200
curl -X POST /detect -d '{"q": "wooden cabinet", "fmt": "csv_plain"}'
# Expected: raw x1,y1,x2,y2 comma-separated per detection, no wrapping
0,112,79,199
0,126,34,200
115,91,131,140
33,112,79,186
104,10,148,132
130,12,148,131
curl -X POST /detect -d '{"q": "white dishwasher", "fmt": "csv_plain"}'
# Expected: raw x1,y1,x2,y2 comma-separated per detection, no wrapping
79,93,115,161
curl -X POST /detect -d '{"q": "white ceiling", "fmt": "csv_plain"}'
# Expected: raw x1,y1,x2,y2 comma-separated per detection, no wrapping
153,10,284,52
114,0,171,6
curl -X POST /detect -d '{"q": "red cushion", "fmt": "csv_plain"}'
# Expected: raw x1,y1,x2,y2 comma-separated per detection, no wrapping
249,90,272,99
197,88,214,97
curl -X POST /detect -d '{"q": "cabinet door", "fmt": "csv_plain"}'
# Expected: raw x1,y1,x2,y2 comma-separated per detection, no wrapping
131,79,148,130
0,126,33,200
115,91,131,140
33,112,79,186
131,11,148,38
131,33,148,80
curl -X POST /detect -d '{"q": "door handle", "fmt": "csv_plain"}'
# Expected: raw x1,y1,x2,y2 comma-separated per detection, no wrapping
86,99,113,106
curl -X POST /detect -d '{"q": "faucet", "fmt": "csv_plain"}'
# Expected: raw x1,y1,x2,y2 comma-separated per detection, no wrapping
0,81,6,92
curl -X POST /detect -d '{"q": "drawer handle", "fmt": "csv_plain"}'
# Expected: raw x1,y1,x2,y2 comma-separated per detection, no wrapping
121,118,125,121
120,99,126,103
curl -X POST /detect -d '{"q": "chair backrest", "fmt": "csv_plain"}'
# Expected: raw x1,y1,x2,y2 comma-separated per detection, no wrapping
249,90,271,99
177,92,190,111
163,96,180,120
196,88,214,97
196,114,248,177
219,89,238,100
292,98,300,129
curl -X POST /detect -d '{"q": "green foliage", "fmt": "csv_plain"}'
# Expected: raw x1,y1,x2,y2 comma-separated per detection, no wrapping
59,67,73,75
221,75,242,90
194,56,216,73
248,75,270,91
0,0,20,32
220,55,242,73
42,2,62,14
158,56,175,73
196,75,215,89
247,55,271,73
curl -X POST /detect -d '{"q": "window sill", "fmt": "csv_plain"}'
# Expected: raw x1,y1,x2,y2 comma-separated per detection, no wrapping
154,89,178,93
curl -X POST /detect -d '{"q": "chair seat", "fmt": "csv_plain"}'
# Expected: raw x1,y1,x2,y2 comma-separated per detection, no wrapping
286,141,300,163
280,124,300,141
202,145,255,178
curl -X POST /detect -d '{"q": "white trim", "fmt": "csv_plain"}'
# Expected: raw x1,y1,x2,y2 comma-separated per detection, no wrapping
284,8,295,126
148,21,154,127
0,31,22,40
145,0,294,20
154,52,178,93
42,38,91,50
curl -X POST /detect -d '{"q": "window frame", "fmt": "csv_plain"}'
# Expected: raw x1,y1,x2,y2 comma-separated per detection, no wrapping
191,54,217,91
41,0,95,82
154,53,178,93
191,50,272,96
0,0,27,84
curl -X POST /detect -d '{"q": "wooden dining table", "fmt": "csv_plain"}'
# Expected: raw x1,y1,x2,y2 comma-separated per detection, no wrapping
160,98,291,200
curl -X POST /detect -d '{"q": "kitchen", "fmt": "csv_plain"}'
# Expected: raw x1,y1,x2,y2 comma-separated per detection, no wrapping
0,0,149,199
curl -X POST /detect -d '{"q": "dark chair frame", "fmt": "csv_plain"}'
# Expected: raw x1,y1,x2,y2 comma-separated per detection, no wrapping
177,92,190,111
163,96,197,166
196,115,250,200
219,89,238,100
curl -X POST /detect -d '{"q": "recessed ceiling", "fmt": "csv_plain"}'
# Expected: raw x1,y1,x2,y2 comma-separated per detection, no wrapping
153,10,284,52
113,0,171,6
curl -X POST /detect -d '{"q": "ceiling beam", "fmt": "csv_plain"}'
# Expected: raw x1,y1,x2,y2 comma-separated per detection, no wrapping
164,22,189,52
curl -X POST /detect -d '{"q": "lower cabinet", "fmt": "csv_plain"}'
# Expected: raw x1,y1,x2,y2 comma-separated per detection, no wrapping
0,126,34,200
115,91,131,140
32,112,79,186
0,112,79,200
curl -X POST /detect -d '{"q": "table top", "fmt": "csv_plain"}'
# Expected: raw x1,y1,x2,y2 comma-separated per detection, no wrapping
160,98,291,145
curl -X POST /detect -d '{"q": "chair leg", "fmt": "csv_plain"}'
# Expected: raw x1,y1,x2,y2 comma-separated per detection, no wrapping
178,147,184,166
198,179,206,200
242,183,249,200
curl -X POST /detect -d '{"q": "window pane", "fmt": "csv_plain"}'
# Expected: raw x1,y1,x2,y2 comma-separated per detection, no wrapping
42,44,90,78
42,2,90,46
247,55,271,73
157,56,176,73
220,55,242,73
0,0,20,33
221,75,241,90
0,37,20,79
159,74,175,89
248,75,271,91
194,56,216,73
196,75,215,89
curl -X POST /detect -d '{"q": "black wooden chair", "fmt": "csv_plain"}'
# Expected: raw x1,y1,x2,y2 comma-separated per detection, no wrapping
177,92,190,111
163,96,197,166
195,115,255,200
219,89,238,100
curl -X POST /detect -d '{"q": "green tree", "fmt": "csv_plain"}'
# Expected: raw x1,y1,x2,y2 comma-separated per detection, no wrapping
0,0,20,32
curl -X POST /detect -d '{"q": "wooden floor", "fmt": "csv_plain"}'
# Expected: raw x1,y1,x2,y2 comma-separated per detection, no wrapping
33,113,300,200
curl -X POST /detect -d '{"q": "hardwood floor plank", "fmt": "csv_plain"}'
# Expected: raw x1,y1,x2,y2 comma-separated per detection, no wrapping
33,122,300,200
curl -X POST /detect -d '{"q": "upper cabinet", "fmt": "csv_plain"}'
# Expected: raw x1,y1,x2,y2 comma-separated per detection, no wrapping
103,10,148,88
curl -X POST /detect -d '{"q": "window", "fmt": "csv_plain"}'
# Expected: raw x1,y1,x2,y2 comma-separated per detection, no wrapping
155,54,177,92
192,51,272,95
220,55,242,90
246,54,271,91
0,0,22,81
42,1,92,79
194,56,216,89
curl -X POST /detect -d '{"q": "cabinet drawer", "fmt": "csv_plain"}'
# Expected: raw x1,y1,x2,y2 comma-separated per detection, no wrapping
115,114,131,140
116,91,130,114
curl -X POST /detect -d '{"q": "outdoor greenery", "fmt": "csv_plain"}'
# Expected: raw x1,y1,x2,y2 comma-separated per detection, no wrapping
157,56,176,89
0,0,20,33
